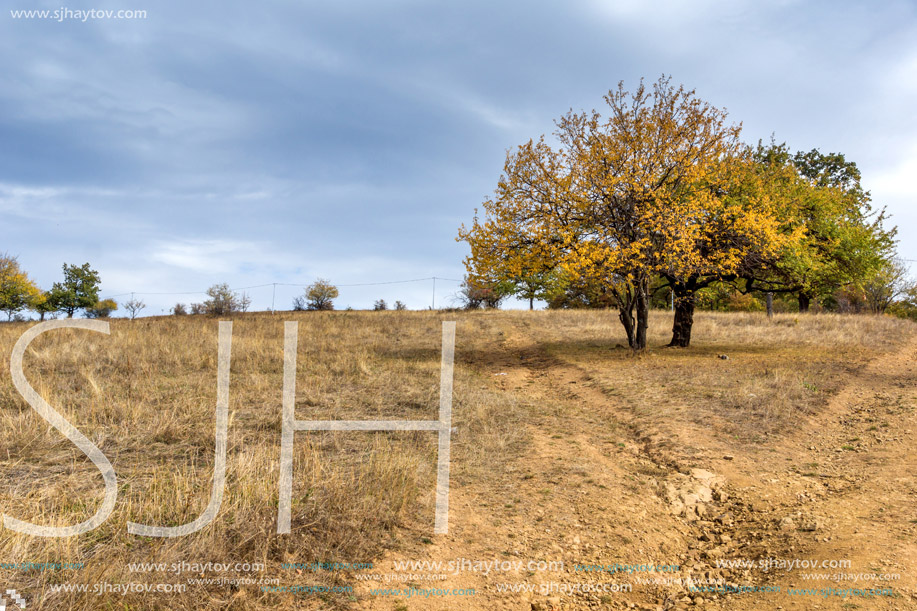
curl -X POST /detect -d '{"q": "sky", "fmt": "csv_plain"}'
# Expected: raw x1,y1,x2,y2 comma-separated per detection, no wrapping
1,0,916,314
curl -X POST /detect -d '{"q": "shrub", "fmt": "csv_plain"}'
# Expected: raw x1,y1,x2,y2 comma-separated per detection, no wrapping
192,283,246,316
84,298,118,319
124,297,146,320
456,277,506,310
301,279,339,311
373,299,387,311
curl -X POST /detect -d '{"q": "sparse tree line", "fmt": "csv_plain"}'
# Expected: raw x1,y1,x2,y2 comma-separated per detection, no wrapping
0,258,131,321
0,263,420,320
457,75,911,349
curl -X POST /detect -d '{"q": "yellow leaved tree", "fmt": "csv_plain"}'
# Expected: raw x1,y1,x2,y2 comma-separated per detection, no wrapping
0,253,41,321
458,76,792,349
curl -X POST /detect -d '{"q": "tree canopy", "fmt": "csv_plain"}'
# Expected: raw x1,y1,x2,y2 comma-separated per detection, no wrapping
46,262,101,318
459,76,787,349
0,253,41,321
458,77,896,349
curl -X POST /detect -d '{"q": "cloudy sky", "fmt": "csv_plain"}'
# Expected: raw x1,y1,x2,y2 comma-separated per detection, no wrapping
2,0,916,313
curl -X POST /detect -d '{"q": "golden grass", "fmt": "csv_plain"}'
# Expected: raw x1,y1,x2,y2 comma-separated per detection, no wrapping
0,312,526,610
0,309,913,609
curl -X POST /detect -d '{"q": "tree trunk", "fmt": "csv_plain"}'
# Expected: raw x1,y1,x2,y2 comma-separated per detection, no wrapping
798,293,811,313
766,292,774,318
634,280,649,351
668,281,696,348
529,296,534,310
39,311,46,321
619,305,636,350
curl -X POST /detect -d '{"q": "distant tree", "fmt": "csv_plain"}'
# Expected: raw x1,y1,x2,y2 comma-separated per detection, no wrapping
171,303,188,315
32,291,58,321
785,148,895,312
394,300,408,311
303,279,339,311
292,295,307,311
545,271,620,310
46,263,101,318
0,253,41,321
193,283,244,316
373,299,387,311
862,258,910,315
509,270,560,310
85,298,118,319
123,297,146,320
238,292,252,313
456,276,506,310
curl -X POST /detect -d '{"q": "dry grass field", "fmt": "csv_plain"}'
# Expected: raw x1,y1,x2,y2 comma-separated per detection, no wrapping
1,310,916,610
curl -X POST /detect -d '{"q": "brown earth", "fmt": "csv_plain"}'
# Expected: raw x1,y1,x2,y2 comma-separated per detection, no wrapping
352,312,917,611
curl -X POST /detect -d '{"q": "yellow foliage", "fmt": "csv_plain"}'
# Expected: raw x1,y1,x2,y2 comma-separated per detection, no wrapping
457,77,797,300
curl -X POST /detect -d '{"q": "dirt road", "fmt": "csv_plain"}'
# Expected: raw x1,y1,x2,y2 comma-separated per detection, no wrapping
354,317,917,610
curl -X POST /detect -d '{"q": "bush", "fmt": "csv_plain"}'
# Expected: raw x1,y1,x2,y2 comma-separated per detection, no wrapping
456,277,506,310
373,299,387,311
192,283,246,316
171,303,188,316
695,284,763,312
84,298,118,319
301,279,339,311
394,300,407,311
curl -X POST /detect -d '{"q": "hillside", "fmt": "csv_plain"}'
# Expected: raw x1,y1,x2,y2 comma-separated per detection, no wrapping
1,310,915,610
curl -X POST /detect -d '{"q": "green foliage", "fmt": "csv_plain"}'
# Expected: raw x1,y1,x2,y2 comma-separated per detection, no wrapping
695,284,764,312
31,291,58,320
748,143,896,308
46,262,101,318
